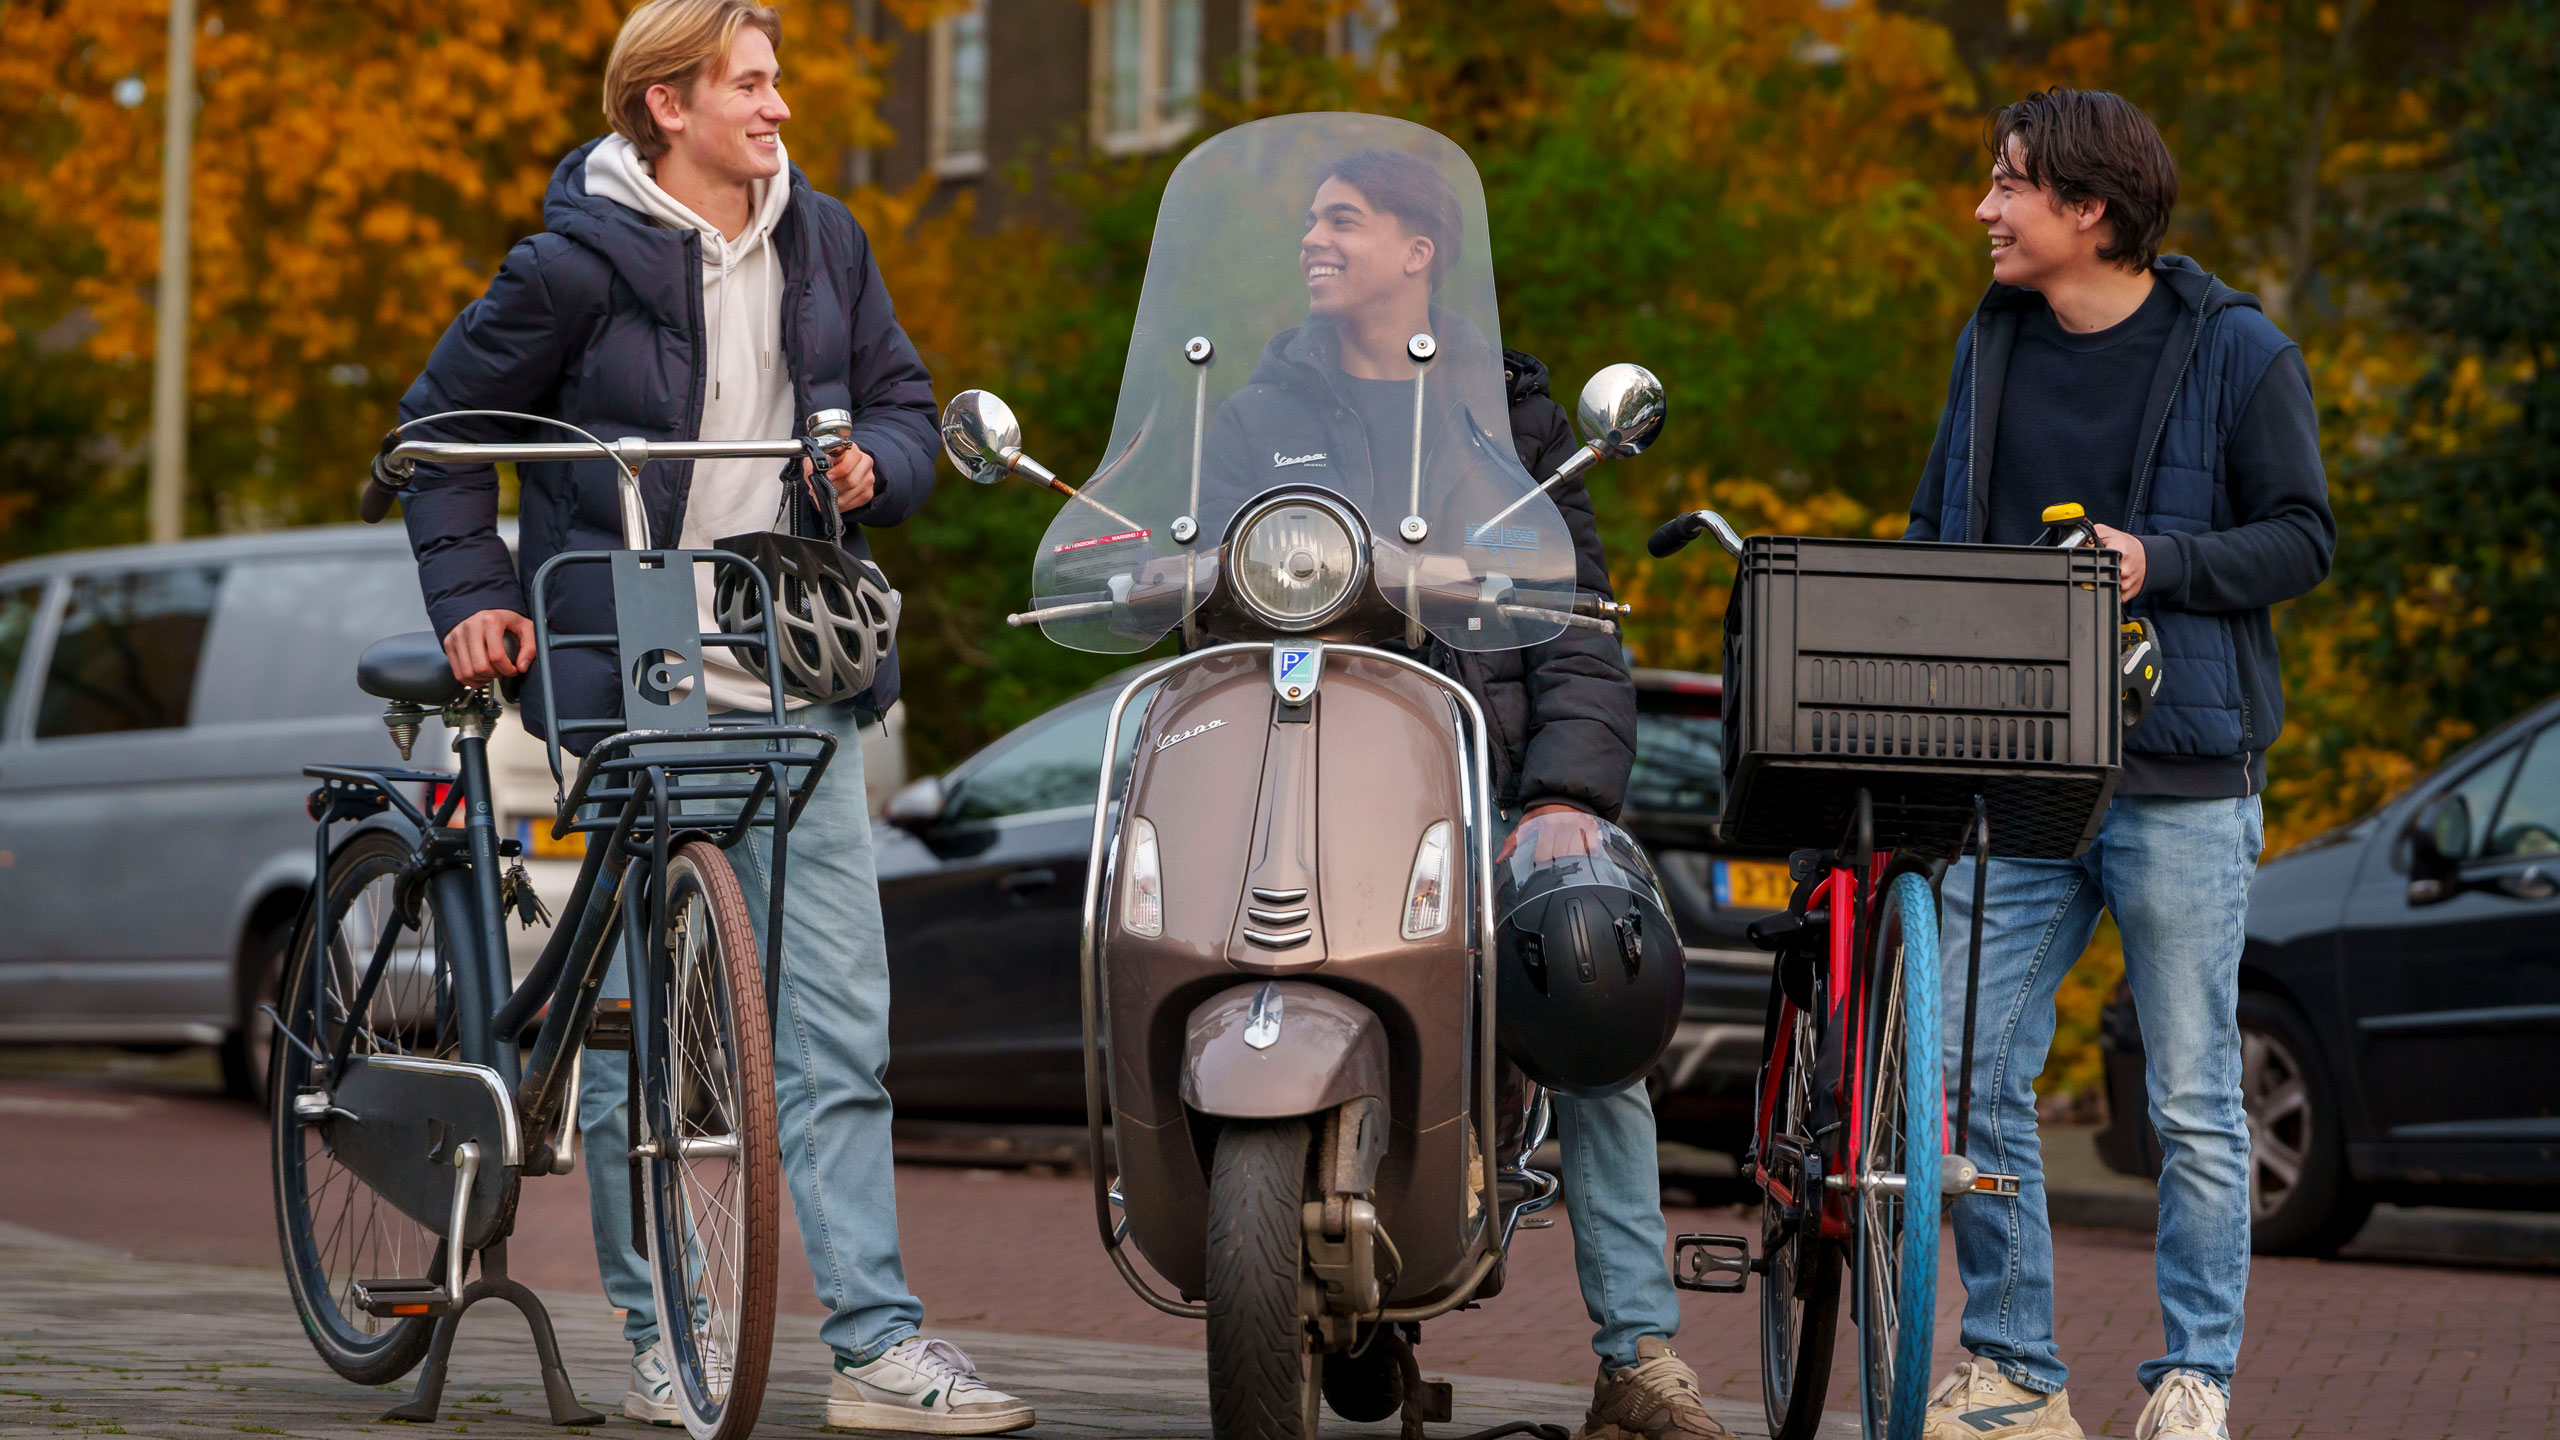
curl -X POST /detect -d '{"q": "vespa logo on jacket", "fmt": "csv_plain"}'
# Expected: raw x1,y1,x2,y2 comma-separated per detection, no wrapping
1155,718,1228,753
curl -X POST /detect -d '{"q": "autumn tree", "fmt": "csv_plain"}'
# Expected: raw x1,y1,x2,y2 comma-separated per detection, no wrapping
0,0,934,557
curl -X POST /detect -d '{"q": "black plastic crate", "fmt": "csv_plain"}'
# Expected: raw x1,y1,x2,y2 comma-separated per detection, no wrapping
1719,535,2122,860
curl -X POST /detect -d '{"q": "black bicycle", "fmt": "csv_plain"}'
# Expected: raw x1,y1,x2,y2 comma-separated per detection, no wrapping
266,414,846,1438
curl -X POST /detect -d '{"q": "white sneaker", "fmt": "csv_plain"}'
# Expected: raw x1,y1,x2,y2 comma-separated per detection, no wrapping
828,1337,1036,1435
1922,1357,2083,1440
626,1339,680,1427
625,1335,734,1427
2134,1369,2230,1440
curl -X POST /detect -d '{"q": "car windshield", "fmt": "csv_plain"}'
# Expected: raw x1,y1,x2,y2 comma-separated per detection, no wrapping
1628,709,1724,817
1026,112,1582,655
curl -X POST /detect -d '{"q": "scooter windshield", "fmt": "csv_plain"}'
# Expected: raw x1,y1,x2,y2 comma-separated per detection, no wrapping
1028,112,1581,654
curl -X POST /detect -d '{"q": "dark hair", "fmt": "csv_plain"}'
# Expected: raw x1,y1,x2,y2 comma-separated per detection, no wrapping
1989,88,2179,271
1321,148,1464,292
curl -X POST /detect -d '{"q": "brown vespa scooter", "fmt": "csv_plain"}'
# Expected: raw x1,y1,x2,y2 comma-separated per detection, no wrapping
940,114,1670,1440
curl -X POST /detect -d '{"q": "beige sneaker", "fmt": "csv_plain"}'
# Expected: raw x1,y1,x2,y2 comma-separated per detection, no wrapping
828,1337,1035,1435
2133,1369,2230,1440
1922,1357,2082,1440
1571,1337,1737,1440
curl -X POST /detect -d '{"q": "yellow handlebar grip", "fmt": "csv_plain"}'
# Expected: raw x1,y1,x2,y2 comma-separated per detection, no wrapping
2040,502,2086,523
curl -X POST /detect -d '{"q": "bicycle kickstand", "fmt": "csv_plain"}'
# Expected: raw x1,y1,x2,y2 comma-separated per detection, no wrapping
379,1240,605,1427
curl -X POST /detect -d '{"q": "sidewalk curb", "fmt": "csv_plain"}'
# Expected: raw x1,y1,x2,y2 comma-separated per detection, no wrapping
2046,1185,2560,1269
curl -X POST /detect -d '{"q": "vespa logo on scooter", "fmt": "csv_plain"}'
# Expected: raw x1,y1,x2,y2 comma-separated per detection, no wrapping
1155,718,1227,753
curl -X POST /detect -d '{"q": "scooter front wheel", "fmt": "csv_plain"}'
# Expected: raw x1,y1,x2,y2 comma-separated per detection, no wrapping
1206,1118,1321,1440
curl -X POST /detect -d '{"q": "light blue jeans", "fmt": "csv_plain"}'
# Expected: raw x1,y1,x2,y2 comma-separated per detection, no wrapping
1938,793,2261,1396
579,701,924,1365
1497,811,1686,1372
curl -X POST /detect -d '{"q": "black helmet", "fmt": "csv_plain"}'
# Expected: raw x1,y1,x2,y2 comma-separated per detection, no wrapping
1494,815,1684,1099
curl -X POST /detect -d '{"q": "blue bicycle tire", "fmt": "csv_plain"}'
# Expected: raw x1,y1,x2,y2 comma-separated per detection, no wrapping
1855,871,1943,1440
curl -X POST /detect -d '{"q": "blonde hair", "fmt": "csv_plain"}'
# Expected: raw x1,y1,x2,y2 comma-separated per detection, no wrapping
602,0,783,159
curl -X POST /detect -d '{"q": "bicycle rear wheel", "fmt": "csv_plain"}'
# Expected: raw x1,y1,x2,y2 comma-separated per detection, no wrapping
1854,871,1943,1440
1758,1002,1842,1440
635,841,780,1440
270,826,452,1384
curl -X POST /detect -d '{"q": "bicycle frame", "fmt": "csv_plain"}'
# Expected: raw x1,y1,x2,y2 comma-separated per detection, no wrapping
280,558,833,1430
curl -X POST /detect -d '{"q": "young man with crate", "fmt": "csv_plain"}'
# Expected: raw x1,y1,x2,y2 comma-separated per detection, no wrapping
1901,89,2336,1440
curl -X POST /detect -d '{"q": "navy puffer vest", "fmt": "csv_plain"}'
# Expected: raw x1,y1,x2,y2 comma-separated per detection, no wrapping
1921,257,2295,760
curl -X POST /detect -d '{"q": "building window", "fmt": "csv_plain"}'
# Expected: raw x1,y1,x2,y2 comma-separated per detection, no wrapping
930,0,989,177
1093,0,1202,154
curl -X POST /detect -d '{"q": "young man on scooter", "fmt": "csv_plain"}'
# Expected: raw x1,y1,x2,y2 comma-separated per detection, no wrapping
391,1,1034,1430
1903,90,2335,1440
1204,147,1732,1440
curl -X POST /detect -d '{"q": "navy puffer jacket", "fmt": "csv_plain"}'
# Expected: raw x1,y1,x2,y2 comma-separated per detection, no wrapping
395,139,939,742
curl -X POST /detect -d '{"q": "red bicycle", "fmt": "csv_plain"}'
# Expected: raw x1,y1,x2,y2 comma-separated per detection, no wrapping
1654,506,2130,1440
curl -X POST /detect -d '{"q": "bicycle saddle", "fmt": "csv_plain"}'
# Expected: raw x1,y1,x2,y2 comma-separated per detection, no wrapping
358,631,465,706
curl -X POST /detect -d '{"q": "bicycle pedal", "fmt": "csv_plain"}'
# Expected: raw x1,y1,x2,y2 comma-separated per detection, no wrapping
1965,1171,2022,1197
1670,1233,1750,1294
585,998,633,1051
352,1277,451,1319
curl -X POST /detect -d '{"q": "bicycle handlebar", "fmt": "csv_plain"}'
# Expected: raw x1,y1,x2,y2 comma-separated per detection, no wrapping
384,436,812,471
1648,508,1746,560
363,408,853,550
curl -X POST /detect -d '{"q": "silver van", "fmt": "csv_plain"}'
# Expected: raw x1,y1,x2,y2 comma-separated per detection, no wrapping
0,526,904,1095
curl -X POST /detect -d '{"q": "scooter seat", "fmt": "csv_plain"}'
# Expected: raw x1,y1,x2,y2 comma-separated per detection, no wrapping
358,631,465,706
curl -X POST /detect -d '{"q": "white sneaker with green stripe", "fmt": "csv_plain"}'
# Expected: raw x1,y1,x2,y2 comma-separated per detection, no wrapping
626,1339,680,1427
828,1337,1035,1434
625,1334,733,1428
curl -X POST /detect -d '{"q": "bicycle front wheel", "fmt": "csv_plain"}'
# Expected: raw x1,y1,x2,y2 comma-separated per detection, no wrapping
635,841,780,1440
270,826,453,1384
1854,871,1943,1440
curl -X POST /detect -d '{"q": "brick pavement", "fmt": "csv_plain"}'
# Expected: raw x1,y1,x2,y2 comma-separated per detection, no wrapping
4,1073,2556,1437
0,1222,1804,1439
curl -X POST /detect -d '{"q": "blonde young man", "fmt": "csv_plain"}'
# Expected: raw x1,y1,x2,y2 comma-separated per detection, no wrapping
391,2,1032,1430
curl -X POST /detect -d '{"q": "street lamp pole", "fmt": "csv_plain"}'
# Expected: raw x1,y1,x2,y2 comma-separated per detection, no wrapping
147,0,197,545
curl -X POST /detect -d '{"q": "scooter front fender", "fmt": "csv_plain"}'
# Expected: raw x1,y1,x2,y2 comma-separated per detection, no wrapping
1181,980,1386,1119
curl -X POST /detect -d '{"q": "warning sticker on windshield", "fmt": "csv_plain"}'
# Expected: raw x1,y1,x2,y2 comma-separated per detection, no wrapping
1053,529,1151,555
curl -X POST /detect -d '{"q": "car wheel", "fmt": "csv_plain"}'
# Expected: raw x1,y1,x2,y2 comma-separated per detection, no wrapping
219,918,293,1105
2239,992,2371,1256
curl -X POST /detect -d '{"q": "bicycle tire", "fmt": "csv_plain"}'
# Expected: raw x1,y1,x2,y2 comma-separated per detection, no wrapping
636,841,780,1440
1854,872,1943,1440
269,826,451,1385
1758,1002,1841,1440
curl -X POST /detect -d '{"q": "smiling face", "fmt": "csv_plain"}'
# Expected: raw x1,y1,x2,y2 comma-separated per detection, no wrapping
652,25,788,185
1301,176,1435,322
1976,136,2105,290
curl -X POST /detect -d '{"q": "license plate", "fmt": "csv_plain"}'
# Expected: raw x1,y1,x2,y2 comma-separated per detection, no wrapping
1716,858,1792,912
517,818,587,860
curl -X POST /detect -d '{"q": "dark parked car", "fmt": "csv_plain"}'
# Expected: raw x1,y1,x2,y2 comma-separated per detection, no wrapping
2094,693,2560,1253
873,666,1785,1152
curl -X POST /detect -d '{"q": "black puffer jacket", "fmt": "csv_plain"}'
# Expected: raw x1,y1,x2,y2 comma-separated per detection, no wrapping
1200,318,1636,818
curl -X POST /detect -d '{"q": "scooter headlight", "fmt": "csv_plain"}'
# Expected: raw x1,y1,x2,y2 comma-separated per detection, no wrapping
1231,496,1364,630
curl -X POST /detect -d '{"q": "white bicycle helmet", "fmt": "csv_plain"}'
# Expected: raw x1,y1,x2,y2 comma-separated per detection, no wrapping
713,537,902,706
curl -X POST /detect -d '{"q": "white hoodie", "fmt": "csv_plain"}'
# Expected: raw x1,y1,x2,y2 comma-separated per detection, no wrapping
584,134,801,712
